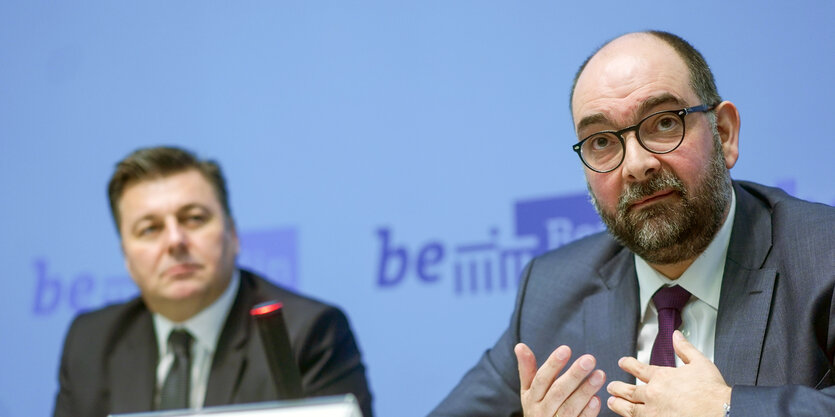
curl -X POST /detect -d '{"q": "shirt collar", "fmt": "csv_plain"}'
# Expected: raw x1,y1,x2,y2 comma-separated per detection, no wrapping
636,189,736,318
153,269,241,356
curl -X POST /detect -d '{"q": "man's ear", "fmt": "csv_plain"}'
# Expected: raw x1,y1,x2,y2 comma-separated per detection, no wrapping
714,101,740,169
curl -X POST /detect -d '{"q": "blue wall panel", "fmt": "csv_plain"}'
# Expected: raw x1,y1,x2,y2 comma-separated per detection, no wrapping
1,2,833,416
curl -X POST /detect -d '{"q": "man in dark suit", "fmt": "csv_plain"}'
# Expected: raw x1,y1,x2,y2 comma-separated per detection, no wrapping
53,146,373,417
430,31,834,416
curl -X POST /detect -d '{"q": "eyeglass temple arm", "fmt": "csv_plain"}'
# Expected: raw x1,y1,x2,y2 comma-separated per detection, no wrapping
682,103,719,114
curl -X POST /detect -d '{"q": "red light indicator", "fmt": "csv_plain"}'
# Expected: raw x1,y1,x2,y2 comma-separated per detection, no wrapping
250,302,283,316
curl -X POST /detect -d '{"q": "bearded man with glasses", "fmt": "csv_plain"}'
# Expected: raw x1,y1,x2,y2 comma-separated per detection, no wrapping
430,31,834,417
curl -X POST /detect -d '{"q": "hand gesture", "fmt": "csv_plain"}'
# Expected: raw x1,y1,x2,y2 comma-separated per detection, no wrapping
606,331,731,417
515,343,606,417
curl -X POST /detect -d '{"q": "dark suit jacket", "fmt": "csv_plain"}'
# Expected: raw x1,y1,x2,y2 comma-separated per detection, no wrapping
430,181,835,416
53,269,373,417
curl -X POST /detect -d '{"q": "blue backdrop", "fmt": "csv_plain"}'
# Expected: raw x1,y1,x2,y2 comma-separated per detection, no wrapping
1,2,833,416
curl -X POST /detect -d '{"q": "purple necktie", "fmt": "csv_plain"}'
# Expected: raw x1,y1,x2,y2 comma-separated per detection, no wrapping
650,285,691,367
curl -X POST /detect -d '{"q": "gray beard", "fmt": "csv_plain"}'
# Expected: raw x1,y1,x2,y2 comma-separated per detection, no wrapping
589,138,732,264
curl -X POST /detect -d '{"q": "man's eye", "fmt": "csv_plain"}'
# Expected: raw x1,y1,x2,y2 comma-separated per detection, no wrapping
183,214,208,227
138,225,161,236
590,135,615,151
654,115,680,132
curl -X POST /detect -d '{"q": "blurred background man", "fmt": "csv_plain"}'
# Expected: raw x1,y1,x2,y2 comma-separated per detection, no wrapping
53,146,373,417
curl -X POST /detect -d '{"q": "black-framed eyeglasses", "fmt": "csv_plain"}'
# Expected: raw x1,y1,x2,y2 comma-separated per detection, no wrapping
572,103,718,173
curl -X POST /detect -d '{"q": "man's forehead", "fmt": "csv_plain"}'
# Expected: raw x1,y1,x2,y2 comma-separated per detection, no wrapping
118,170,220,216
571,33,692,124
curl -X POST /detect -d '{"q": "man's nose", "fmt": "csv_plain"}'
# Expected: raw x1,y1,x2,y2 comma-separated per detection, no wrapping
620,132,661,182
164,219,188,253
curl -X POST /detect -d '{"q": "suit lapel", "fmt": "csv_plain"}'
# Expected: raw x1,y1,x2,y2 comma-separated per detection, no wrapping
713,261,776,385
585,248,640,386
108,307,157,413
204,271,255,406
713,184,776,386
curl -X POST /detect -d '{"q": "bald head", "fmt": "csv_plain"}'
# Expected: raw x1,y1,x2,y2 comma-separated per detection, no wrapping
570,31,720,122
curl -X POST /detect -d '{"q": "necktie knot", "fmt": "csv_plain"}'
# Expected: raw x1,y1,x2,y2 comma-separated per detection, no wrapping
652,284,691,311
168,329,193,355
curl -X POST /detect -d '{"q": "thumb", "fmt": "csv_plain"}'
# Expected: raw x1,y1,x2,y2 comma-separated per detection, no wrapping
673,330,705,364
514,343,536,391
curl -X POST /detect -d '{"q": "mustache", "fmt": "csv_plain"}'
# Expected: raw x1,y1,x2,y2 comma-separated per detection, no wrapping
617,170,686,212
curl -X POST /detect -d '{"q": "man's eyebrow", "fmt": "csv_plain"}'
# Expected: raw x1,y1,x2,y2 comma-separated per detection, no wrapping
178,203,207,211
575,94,686,134
635,94,685,118
576,113,609,133
177,203,210,215
128,214,157,231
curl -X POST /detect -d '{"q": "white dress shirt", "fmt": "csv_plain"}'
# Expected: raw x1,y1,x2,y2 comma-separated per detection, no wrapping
153,270,240,409
634,190,736,376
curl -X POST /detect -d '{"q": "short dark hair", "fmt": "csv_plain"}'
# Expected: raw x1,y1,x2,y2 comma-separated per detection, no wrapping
107,146,232,231
570,31,721,113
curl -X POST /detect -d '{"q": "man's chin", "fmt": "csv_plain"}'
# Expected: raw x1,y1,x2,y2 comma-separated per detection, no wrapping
160,282,207,302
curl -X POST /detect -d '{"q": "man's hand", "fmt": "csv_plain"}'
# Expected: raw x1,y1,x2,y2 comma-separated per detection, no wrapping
515,343,605,417
606,331,732,417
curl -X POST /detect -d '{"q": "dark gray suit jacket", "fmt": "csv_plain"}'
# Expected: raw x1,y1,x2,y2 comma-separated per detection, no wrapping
53,269,373,417
430,181,835,416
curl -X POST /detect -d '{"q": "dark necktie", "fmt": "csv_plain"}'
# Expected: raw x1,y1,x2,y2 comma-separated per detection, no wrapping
650,285,691,367
159,329,193,410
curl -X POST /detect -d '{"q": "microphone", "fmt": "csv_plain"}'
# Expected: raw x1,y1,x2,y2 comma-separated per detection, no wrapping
250,301,303,399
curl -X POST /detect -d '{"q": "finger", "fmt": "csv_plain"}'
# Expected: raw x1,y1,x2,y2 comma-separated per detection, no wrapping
672,330,703,365
606,381,638,403
556,370,606,417
541,354,596,410
528,345,572,401
514,343,537,391
577,395,603,417
618,357,654,383
607,395,639,417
